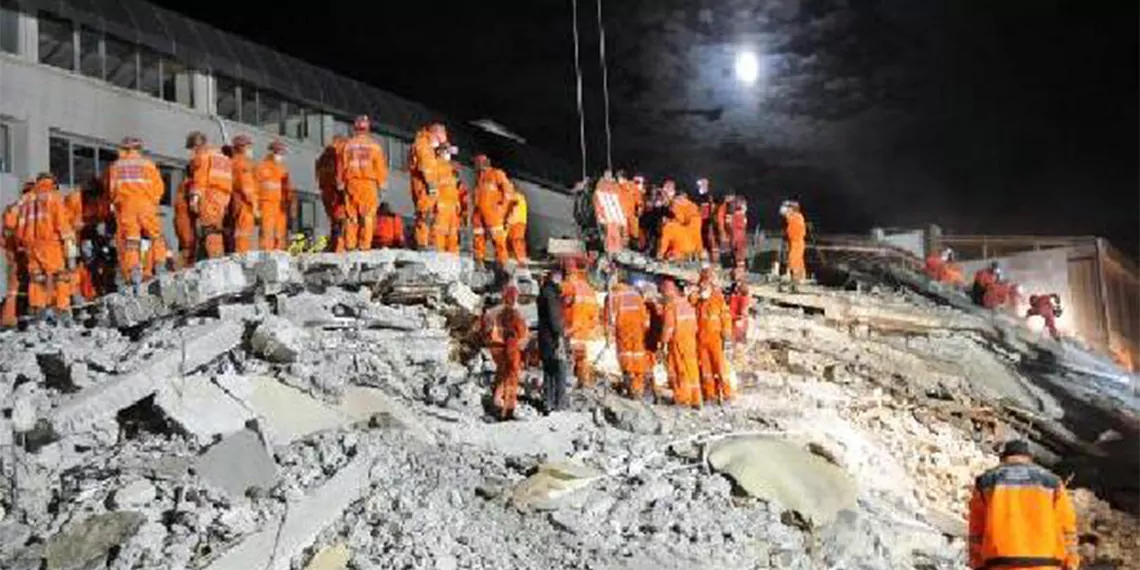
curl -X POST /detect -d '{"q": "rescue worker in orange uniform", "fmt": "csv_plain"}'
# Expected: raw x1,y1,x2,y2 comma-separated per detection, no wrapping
337,116,388,251
695,178,720,262
173,164,196,267
227,135,260,254
658,185,702,261
616,171,641,250
256,140,293,251
409,123,449,249
481,283,530,421
63,189,92,303
727,198,750,268
431,146,462,253
107,136,167,290
187,131,234,259
925,248,965,286
316,136,346,252
629,175,647,250
695,269,734,404
561,257,600,387
2,181,32,327
1027,293,1063,341
63,177,113,302
780,200,807,283
505,186,529,263
604,271,651,399
16,174,76,321
968,440,1079,570
728,266,751,345
971,262,1001,307
593,171,626,254
660,278,700,407
473,154,513,266
373,202,406,249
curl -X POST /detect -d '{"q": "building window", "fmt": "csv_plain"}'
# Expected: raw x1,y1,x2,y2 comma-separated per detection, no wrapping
298,196,316,233
240,85,258,125
139,47,162,99
216,75,239,121
162,58,193,106
0,0,18,55
78,26,102,79
283,101,308,140
258,91,284,135
72,143,97,188
104,35,138,90
38,13,75,71
0,122,10,173
390,139,408,171
49,136,71,186
157,164,176,206
333,120,351,138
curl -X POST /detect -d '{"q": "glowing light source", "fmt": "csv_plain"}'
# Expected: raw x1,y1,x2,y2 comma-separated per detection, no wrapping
735,50,760,84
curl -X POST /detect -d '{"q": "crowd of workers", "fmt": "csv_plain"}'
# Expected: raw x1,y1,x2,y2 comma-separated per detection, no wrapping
925,248,1063,340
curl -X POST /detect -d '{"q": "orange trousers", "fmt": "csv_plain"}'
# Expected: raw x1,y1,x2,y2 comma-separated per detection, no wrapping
628,216,640,248
616,325,648,397
570,338,593,388
508,223,528,262
26,241,69,311
2,253,20,327
472,211,487,262
413,192,436,250
198,191,232,259
698,335,732,402
602,223,625,254
231,202,258,254
432,206,461,254
117,203,168,280
787,238,806,281
344,179,379,251
491,346,524,419
260,202,287,250
174,207,196,267
668,335,701,407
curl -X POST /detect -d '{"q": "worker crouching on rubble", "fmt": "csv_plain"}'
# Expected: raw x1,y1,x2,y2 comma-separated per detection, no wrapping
373,202,406,249
481,283,530,421
968,440,1079,570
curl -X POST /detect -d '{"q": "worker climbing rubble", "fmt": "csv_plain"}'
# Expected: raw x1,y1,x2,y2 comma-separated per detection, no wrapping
925,247,965,286
107,136,167,291
338,115,388,251
481,283,530,421
971,261,1001,306
15,173,76,324
1027,293,1063,341
256,140,293,251
187,131,234,260
604,269,651,400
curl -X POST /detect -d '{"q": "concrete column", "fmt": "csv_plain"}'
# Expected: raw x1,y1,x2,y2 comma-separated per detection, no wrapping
313,115,334,146
926,224,942,257
24,114,48,178
18,9,36,62
193,73,213,114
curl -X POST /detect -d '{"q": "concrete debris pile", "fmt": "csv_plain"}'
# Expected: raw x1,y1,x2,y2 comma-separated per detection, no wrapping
0,249,1136,570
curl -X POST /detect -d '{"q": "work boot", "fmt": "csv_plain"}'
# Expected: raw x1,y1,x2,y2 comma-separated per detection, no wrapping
130,268,143,296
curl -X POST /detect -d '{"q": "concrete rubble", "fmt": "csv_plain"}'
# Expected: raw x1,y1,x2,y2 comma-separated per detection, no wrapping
0,248,1136,570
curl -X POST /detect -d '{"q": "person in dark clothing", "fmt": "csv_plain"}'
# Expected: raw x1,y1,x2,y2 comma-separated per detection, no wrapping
537,269,569,413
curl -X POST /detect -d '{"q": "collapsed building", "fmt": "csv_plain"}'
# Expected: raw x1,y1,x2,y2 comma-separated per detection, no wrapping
0,248,1137,570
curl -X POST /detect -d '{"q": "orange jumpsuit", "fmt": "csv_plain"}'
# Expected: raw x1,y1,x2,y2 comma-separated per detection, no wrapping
696,289,734,402
728,281,751,344
432,160,462,253
662,294,700,407
475,167,513,264
482,302,530,419
593,179,626,253
229,152,259,253
605,283,650,397
107,150,167,280
256,157,293,251
409,129,445,249
374,212,406,249
506,189,528,262
63,192,96,301
968,462,1079,570
561,272,599,387
783,209,807,281
173,178,196,267
2,198,26,327
658,196,701,261
337,133,388,251
618,180,641,247
316,144,345,252
16,181,74,312
189,146,234,258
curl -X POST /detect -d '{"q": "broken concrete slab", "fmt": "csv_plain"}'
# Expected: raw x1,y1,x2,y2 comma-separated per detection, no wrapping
195,428,278,499
250,316,310,364
50,321,244,437
707,436,857,527
601,395,662,435
154,375,255,444
235,376,349,446
204,449,374,570
44,511,144,570
303,542,351,570
110,479,158,510
511,460,604,512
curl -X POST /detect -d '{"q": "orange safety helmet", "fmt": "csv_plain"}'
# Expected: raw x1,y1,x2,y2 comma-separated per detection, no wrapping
353,115,371,133
119,136,143,150
268,139,287,154
232,134,253,149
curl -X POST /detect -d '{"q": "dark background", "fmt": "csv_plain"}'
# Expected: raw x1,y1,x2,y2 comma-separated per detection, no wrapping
155,0,1138,256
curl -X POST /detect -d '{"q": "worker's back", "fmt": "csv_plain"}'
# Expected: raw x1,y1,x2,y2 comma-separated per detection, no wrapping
968,462,1078,569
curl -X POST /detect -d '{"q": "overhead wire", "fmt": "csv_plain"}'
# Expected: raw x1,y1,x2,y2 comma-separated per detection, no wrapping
570,0,588,180
595,0,613,172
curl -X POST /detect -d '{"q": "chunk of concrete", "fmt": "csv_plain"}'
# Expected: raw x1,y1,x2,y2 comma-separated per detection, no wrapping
110,479,157,510
707,436,857,527
50,321,244,437
195,428,278,499
44,511,144,570
511,460,604,512
154,375,255,444
235,376,349,446
304,543,351,570
445,282,481,316
205,450,374,570
250,316,310,364
601,394,661,435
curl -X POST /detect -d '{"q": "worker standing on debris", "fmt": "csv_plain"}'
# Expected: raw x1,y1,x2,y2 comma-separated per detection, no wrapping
256,140,293,251
971,262,1000,306
1027,293,1063,341
925,248,965,286
726,198,749,268
228,135,260,254
338,116,388,251
481,283,530,421
2,180,32,327
65,177,114,302
505,186,529,263
983,274,1018,311
561,256,600,387
410,123,449,249
107,136,167,289
639,280,665,401
695,269,734,404
187,131,234,259
16,174,76,322
729,266,751,345
173,164,196,267
594,170,627,254
474,155,513,266
430,145,462,253
373,202,406,249
780,200,807,284
316,135,346,252
968,440,1079,570
660,278,700,407
617,172,643,250
658,182,700,261
605,270,651,399
538,270,569,413
696,178,719,262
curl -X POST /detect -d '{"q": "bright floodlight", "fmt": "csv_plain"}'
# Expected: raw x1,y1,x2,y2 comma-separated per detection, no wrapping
735,50,760,84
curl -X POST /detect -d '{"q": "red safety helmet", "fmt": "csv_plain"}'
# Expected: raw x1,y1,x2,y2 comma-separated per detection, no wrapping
268,139,287,154
119,136,143,150
232,134,253,148
502,284,519,305
474,154,490,169
353,115,371,133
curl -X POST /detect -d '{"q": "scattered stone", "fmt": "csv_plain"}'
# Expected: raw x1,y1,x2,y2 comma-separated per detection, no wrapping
249,316,310,363
511,460,604,512
195,428,278,499
600,394,661,435
304,542,351,570
110,479,157,510
44,511,144,570
154,375,255,443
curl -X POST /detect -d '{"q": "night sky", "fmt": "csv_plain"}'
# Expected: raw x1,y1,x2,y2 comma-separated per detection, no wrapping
154,0,1138,256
